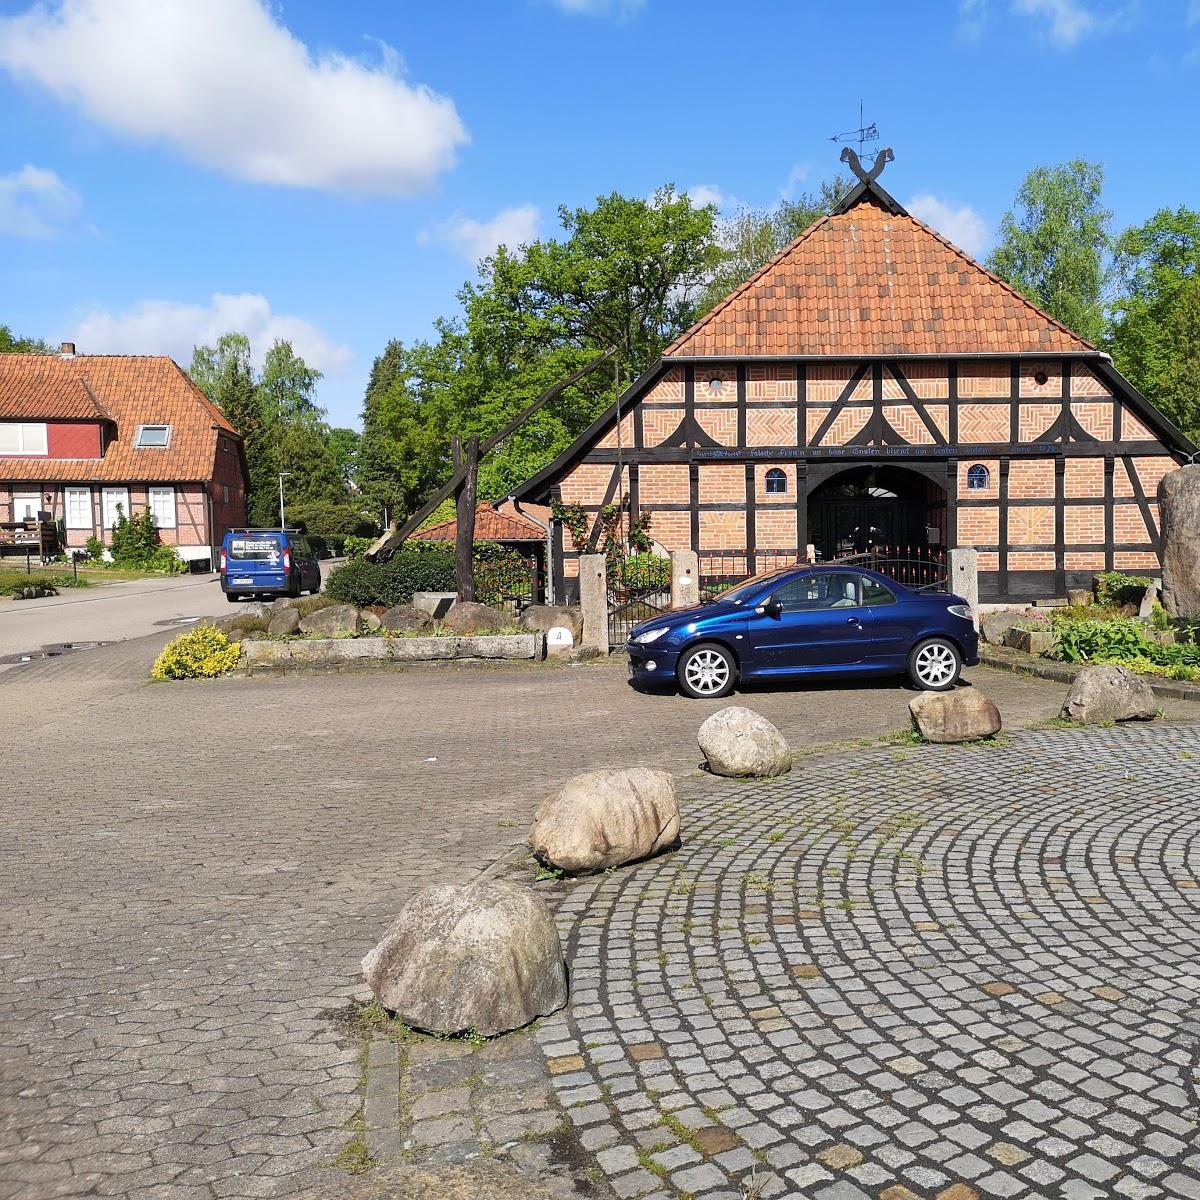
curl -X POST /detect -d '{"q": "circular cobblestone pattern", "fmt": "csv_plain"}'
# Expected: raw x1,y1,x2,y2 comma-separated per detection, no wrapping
536,723,1200,1200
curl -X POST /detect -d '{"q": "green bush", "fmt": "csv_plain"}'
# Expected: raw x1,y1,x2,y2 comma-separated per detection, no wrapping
474,543,534,608
106,506,185,573
325,544,456,608
1050,614,1200,673
1093,571,1151,607
0,576,58,599
343,535,374,561
150,626,242,680
85,535,106,563
620,552,671,591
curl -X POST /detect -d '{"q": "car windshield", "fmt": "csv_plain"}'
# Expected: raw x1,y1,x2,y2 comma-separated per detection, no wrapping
229,536,282,561
719,569,796,605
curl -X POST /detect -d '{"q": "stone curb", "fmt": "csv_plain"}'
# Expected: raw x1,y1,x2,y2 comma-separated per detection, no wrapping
242,633,544,672
980,643,1200,702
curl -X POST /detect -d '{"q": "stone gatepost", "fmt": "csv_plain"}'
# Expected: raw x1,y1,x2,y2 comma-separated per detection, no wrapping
1160,464,1200,619
670,549,699,611
949,547,980,630
579,554,609,656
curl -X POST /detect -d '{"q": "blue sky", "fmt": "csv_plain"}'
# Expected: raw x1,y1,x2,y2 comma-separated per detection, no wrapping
2,0,1198,428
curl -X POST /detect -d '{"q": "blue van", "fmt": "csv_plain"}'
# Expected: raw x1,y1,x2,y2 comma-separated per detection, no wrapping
220,529,322,602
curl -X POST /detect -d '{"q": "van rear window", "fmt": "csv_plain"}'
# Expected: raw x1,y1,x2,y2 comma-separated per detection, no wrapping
229,537,282,561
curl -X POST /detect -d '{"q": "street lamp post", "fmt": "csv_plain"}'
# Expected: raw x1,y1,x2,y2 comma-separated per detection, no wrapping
278,472,292,530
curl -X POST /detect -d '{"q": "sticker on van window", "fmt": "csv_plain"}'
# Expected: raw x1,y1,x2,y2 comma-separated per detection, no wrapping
230,538,281,562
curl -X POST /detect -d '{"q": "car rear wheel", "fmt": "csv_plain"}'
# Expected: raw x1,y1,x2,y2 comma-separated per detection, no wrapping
908,637,961,691
225,592,240,604
677,642,736,700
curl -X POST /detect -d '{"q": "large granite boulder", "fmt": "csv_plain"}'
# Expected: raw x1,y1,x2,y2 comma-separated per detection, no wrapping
380,604,432,634
980,610,1023,646
441,601,511,635
1160,466,1200,618
697,706,792,778
519,605,584,644
910,688,1002,743
361,881,567,1037
530,768,680,873
1062,665,1157,724
298,603,359,636
267,608,301,637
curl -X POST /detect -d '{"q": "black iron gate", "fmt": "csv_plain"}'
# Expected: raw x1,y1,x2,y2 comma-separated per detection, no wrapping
836,546,948,591
606,556,671,649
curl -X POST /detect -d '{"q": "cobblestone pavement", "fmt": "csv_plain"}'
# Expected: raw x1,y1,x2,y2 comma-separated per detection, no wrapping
534,723,1200,1200
3,632,1199,1200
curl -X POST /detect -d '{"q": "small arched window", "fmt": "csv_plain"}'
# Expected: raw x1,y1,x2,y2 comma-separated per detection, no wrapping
765,468,788,495
966,464,990,492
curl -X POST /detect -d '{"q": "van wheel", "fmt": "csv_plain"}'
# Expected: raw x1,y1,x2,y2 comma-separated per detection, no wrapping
677,643,737,699
908,637,962,691
225,592,240,604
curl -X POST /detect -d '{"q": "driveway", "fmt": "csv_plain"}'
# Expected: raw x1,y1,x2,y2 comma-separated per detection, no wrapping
1,637,1197,1199
0,572,230,665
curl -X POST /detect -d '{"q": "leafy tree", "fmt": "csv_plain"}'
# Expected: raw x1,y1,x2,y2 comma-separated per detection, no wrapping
988,159,1112,344
327,427,360,488
698,177,850,313
1109,207,1200,440
0,325,53,353
358,340,410,525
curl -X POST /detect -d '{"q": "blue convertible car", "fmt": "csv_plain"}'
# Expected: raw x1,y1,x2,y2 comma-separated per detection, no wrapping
626,564,979,699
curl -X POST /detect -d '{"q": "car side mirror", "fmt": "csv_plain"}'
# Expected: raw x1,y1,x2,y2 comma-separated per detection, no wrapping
756,600,783,617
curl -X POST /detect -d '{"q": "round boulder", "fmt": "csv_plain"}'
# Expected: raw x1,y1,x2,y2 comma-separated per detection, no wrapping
1062,665,1157,724
697,706,792,778
380,603,433,634
360,881,567,1037
909,687,1002,743
979,610,1023,646
441,600,511,635
519,604,584,644
299,603,360,636
530,768,680,873
266,608,301,637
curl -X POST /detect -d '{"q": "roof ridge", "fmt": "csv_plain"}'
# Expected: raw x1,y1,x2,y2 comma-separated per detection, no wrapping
898,207,1096,352
664,208,842,356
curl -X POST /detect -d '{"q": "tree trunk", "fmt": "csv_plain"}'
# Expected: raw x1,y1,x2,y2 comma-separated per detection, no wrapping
455,435,479,602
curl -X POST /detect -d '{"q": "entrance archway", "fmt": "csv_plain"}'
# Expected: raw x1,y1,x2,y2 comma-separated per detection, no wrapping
808,465,946,561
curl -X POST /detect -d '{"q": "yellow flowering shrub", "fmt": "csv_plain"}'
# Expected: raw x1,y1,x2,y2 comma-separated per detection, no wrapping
150,625,242,681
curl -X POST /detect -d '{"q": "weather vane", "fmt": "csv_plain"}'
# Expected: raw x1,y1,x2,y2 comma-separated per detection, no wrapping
829,103,892,184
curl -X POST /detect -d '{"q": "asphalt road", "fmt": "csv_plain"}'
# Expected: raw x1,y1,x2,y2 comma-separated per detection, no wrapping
0,572,231,665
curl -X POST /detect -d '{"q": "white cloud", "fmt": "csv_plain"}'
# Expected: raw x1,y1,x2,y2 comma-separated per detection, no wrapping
778,164,812,202
71,294,353,377
906,194,991,259
0,0,467,195
423,204,541,264
1012,0,1096,46
685,184,738,212
550,0,645,17
958,0,988,40
0,164,82,237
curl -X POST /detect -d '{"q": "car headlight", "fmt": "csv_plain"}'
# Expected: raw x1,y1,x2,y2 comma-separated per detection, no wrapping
947,604,973,620
634,627,669,644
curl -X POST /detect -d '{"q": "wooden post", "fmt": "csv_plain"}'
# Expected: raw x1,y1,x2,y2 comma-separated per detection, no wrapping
455,435,479,602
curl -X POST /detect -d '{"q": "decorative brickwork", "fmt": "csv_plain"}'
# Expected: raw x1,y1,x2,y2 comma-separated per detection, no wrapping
698,510,746,550
641,406,685,446
958,364,1009,398
1018,403,1059,442
958,403,1009,442
1008,506,1055,545
1072,401,1113,440
1019,361,1062,397
695,407,737,445
1073,363,1112,395
595,414,634,449
746,365,797,400
746,409,797,447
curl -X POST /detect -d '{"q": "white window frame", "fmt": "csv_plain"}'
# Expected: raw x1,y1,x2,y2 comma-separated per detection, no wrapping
65,487,92,530
0,422,48,455
134,424,172,448
149,486,177,529
13,492,41,522
102,487,129,532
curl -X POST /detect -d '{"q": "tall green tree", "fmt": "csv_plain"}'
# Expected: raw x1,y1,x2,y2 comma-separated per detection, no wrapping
0,325,53,353
360,187,722,523
988,159,1112,344
698,177,850,313
1108,207,1200,440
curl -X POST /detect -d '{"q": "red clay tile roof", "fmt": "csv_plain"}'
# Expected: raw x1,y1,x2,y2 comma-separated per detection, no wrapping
412,503,548,543
0,353,240,483
665,195,1095,358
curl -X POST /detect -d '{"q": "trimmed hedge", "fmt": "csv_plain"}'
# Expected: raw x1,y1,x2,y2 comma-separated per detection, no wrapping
324,544,457,608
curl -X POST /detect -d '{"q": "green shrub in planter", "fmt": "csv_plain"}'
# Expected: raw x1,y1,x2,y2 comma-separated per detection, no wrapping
1093,570,1151,608
151,626,241,680
325,544,456,608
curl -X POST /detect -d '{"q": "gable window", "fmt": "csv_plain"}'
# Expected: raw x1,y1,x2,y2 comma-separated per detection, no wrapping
65,487,92,530
135,424,171,448
0,422,48,455
149,486,177,529
966,464,990,492
765,468,788,495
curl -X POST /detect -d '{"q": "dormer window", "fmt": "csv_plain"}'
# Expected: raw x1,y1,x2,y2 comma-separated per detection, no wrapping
0,422,48,455
135,424,171,448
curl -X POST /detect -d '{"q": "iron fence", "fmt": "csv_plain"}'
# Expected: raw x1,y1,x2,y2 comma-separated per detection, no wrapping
835,545,949,591
474,553,540,615
697,549,800,602
606,554,671,648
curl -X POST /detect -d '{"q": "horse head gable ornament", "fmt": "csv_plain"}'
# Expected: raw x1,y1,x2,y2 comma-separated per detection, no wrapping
840,145,895,184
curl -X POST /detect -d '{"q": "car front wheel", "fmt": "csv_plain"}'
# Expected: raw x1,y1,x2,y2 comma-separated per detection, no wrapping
908,637,962,691
677,642,737,700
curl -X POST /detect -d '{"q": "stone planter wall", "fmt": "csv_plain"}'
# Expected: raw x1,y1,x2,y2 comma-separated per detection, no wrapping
243,633,544,672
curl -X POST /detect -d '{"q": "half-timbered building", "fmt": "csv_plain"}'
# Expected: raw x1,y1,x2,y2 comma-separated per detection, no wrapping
513,167,1195,603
